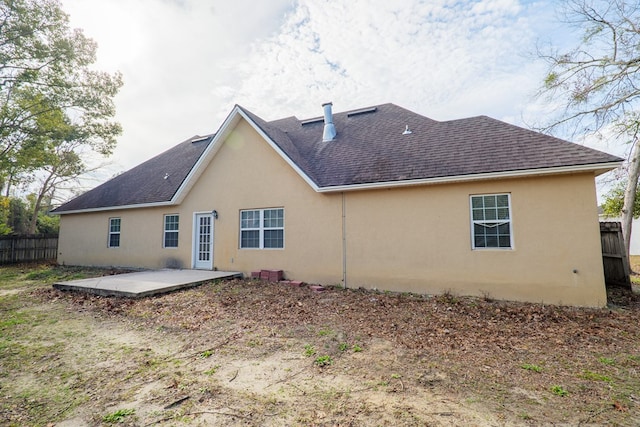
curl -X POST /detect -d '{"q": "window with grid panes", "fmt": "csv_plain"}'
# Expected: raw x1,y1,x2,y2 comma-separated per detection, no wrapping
470,194,512,249
240,208,284,249
163,214,179,248
108,217,121,248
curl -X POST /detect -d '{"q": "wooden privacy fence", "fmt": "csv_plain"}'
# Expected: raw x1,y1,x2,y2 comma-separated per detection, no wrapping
0,234,59,265
600,222,631,289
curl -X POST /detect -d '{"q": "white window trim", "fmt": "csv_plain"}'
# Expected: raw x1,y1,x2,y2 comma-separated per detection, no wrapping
163,214,179,248
108,217,121,248
239,208,285,250
469,193,514,250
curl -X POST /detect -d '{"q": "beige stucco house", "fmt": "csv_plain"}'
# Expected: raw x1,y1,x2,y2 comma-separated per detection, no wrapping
53,103,622,307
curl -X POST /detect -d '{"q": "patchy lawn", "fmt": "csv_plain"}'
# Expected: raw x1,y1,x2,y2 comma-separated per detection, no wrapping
1,264,639,426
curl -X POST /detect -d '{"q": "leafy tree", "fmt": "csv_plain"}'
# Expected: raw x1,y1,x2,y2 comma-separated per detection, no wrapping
7,197,29,233
0,194,59,234
25,193,58,234
0,196,11,235
35,211,59,234
601,182,640,219
0,0,122,212
538,0,640,254
24,136,85,233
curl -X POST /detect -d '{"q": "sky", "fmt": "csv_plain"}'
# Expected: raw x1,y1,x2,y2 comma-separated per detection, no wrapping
59,0,625,195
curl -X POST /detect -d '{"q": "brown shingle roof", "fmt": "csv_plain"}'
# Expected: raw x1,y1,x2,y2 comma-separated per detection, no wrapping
52,135,213,213
53,103,621,213
262,103,621,187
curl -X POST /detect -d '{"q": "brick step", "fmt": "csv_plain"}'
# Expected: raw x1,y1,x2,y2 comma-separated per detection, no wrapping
251,269,319,290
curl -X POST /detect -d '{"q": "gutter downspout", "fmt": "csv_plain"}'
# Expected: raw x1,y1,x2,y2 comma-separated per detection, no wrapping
342,191,347,288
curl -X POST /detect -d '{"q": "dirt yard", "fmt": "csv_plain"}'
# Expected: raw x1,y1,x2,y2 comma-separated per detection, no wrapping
1,264,639,426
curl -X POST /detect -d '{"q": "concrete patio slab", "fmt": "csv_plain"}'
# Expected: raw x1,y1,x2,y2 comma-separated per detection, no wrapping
53,269,243,298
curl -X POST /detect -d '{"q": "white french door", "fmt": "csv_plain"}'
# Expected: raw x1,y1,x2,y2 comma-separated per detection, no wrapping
193,213,213,269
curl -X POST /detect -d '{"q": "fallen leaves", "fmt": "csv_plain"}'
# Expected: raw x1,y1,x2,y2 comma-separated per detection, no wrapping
31,279,640,424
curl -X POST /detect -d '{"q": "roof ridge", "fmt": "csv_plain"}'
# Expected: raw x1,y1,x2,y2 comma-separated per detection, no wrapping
297,103,387,124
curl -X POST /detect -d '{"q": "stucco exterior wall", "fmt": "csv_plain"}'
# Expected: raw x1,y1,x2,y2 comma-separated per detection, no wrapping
342,174,606,307
58,117,607,307
58,119,345,284
58,206,189,269
180,120,344,284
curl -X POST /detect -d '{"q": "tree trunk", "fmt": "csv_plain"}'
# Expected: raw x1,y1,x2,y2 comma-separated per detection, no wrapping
27,191,44,234
27,169,55,234
3,172,12,197
621,139,640,260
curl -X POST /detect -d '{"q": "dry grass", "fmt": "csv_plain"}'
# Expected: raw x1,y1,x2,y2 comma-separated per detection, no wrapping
1,264,639,426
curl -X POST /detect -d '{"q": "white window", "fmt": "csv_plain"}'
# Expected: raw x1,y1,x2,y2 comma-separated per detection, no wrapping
240,208,284,249
164,214,179,248
108,217,121,248
470,194,512,249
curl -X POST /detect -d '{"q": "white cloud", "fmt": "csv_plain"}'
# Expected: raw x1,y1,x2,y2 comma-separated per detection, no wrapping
229,0,545,123
59,0,621,193
62,0,292,175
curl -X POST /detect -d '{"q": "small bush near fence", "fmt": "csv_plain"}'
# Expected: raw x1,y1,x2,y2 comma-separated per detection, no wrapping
0,235,59,265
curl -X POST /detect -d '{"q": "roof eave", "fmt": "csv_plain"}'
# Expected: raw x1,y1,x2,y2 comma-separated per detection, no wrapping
168,119,242,205
52,200,176,215
315,161,622,193
236,107,320,191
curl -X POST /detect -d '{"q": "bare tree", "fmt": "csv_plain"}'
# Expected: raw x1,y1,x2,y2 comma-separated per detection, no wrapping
538,0,640,255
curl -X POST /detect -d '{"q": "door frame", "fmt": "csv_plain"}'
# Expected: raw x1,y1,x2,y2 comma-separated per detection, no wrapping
192,211,214,269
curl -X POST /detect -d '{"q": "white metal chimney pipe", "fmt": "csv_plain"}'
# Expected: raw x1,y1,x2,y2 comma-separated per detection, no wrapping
322,102,337,142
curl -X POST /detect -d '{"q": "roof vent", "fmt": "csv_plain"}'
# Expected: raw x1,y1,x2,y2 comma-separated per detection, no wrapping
402,125,412,135
191,135,209,143
322,102,337,142
346,106,377,117
300,117,324,125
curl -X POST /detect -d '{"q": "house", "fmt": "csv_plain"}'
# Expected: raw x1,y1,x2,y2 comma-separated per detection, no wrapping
53,103,622,307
